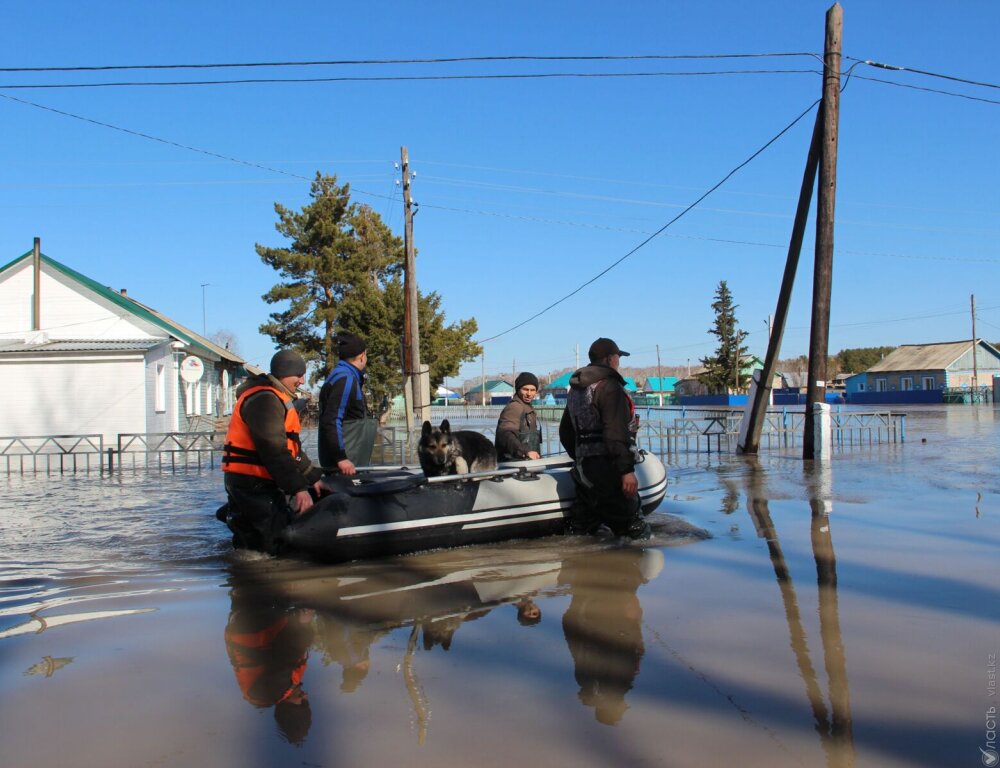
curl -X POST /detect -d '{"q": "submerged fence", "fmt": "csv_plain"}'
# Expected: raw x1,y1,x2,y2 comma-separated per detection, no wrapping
0,406,905,475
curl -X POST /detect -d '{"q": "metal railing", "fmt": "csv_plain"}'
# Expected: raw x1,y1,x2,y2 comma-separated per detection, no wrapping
632,409,905,455
0,434,105,475
0,407,907,475
116,431,223,472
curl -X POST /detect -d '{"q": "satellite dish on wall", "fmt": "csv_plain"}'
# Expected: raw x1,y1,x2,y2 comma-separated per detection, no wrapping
180,356,205,383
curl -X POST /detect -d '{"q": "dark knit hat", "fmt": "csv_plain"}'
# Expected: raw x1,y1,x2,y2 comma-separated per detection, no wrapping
588,337,630,363
337,332,367,359
270,349,307,378
514,372,539,391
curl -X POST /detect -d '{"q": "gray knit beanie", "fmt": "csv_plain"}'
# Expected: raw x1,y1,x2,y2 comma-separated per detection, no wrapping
270,349,307,378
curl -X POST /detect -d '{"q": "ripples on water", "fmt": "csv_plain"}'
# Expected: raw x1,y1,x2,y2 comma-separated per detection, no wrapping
0,471,228,643
0,406,997,767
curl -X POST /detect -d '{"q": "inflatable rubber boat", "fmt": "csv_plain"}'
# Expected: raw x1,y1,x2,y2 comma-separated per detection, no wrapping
280,451,667,563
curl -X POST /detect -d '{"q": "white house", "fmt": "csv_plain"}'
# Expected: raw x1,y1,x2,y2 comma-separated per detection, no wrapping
0,246,247,444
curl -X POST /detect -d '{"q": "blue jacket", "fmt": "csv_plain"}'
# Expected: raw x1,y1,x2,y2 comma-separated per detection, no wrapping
318,360,368,466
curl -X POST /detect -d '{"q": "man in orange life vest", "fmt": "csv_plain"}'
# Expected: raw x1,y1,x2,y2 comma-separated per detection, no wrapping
221,349,327,553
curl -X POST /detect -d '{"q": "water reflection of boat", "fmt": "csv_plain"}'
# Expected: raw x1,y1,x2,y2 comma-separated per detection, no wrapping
281,452,667,563
223,532,683,744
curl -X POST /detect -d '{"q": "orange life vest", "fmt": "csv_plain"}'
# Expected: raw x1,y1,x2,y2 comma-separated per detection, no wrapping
223,384,302,480
225,615,308,707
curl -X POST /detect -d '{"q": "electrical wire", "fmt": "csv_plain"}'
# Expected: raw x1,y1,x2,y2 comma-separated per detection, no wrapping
849,57,1000,90
0,92,398,204
0,69,820,90
851,74,1000,106
0,52,823,73
475,98,821,344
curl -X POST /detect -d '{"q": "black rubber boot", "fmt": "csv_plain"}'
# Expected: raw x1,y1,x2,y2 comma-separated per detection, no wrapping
623,517,652,540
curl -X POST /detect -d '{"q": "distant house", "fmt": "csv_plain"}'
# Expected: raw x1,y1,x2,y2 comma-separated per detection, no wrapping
851,339,1000,404
464,379,514,405
674,368,709,398
0,248,247,443
642,376,678,395
641,376,678,405
544,370,637,402
778,371,809,391
432,386,463,406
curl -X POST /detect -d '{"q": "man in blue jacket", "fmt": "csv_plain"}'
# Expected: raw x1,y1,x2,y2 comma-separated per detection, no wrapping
318,332,376,476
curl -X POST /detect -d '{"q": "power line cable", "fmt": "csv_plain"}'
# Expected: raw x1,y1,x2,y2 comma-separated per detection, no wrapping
0,69,820,90
0,92,397,203
850,58,1000,90
0,52,823,73
476,98,821,344
851,74,1000,106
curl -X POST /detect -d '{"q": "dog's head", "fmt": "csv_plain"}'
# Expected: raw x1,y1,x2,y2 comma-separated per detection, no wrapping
419,419,459,472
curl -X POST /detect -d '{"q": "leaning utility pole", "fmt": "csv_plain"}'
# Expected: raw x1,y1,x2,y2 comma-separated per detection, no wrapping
738,112,822,455
401,146,428,432
803,3,842,461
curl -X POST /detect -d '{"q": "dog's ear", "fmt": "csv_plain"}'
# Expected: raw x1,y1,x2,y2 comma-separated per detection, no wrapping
440,419,451,434
421,420,432,438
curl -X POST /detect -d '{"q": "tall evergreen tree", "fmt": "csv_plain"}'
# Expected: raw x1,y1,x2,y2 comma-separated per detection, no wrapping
256,173,480,405
699,280,750,393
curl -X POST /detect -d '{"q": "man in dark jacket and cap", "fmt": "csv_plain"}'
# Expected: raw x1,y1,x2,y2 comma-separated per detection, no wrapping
221,349,327,553
559,338,649,539
495,371,543,461
318,332,376,476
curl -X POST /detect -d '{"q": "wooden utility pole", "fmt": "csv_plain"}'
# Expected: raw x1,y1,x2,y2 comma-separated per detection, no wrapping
804,3,842,460
656,344,664,406
401,146,427,430
971,294,979,390
739,113,823,454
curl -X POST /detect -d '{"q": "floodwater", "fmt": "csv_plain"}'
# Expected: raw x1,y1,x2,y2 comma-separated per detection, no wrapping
1,408,997,768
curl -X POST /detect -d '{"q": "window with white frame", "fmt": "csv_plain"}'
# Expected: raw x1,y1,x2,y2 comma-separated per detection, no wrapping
901,377,913,391
922,376,935,390
155,363,166,412
875,378,888,392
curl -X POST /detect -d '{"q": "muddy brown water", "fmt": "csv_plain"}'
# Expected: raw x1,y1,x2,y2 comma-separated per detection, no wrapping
1,407,997,767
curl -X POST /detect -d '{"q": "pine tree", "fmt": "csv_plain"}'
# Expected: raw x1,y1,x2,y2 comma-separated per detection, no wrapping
699,281,750,394
256,173,480,405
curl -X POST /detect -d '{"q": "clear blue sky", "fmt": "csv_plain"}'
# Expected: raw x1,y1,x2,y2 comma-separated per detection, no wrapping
2,1,997,386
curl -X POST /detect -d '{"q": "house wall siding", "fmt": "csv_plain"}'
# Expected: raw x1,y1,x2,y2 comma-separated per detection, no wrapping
0,261,160,340
144,343,180,433
0,354,146,442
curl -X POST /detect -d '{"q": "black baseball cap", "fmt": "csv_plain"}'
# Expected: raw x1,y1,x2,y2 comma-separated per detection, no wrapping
588,337,630,362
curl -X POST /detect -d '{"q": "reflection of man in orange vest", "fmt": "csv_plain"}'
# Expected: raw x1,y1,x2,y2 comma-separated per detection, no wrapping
221,350,327,554
224,596,315,745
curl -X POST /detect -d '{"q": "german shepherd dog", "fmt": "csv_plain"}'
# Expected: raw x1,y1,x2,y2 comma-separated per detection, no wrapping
418,419,497,477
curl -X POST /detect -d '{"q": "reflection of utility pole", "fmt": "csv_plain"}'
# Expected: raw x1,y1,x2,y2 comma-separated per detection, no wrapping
200,283,210,336
744,460,855,767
